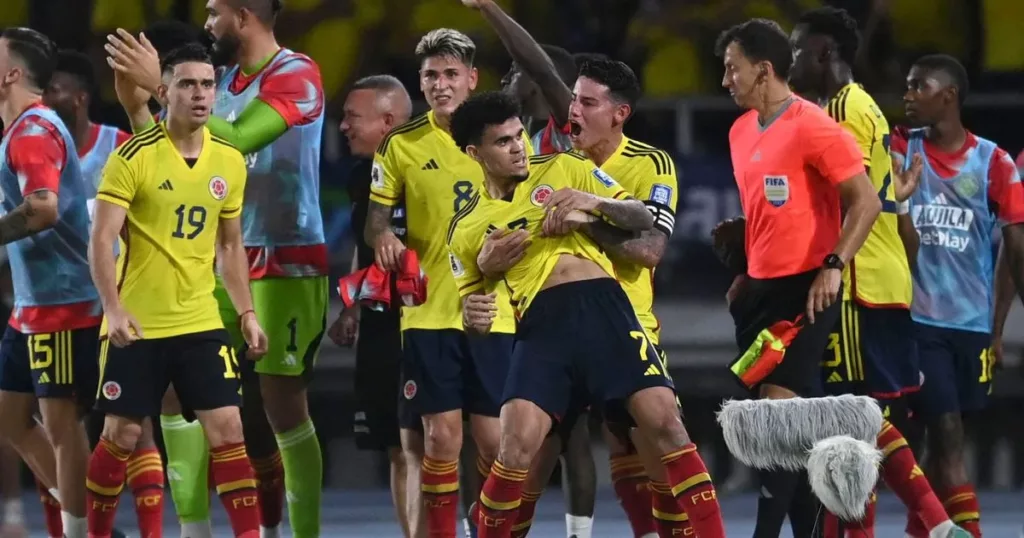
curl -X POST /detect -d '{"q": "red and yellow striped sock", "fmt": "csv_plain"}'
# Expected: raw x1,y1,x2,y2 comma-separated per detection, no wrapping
651,480,692,537
86,438,131,537
511,490,541,538
661,444,725,538
210,442,259,538
35,479,62,538
422,457,459,538
877,421,948,533
610,452,656,537
941,485,981,538
251,451,284,529
127,448,165,538
476,454,493,500
478,460,526,538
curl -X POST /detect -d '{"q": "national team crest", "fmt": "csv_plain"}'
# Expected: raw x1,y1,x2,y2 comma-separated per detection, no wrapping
763,175,790,207
102,381,121,400
531,185,553,206
403,380,417,400
209,176,228,201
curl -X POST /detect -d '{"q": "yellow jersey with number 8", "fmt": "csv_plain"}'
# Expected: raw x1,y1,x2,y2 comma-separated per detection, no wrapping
370,110,532,333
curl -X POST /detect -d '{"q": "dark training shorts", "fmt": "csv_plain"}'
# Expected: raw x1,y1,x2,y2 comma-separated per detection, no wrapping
911,322,993,418
0,324,100,412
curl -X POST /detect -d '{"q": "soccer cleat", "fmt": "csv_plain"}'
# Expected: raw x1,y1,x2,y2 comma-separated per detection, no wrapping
945,526,972,538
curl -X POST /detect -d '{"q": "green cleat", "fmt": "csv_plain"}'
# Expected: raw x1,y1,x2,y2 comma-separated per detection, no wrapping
944,525,973,538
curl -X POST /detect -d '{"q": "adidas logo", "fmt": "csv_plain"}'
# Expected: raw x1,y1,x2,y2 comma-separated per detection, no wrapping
932,193,948,205
158,179,174,191
644,364,661,376
421,159,439,171
826,372,843,383
37,372,50,384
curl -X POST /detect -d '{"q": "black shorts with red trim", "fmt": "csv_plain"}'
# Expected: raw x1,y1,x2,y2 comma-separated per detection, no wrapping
821,301,920,400
728,269,841,397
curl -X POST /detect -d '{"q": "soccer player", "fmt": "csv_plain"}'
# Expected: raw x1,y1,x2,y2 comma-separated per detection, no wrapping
448,90,726,538
106,2,330,535
0,27,105,538
42,49,167,538
86,43,267,538
788,9,969,538
892,54,1024,538
332,74,416,538
366,29,520,538
465,2,597,534
714,18,881,538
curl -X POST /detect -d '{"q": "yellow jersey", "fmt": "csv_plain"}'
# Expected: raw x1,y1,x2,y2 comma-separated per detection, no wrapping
447,152,629,317
596,137,678,345
826,83,912,308
369,110,530,333
96,123,246,338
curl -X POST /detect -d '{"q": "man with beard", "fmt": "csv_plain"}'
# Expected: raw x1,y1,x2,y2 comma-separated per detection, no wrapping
894,54,1024,538
42,49,166,538
105,1,328,536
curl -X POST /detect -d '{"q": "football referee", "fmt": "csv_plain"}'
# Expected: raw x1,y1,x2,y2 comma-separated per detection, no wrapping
715,18,881,538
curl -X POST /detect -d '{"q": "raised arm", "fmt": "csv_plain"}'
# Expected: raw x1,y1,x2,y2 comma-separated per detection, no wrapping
466,0,573,126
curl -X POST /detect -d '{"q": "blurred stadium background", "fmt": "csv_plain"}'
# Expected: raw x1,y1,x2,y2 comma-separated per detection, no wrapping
3,0,1024,503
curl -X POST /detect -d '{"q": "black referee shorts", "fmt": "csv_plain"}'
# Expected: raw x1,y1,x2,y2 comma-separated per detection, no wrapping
728,269,841,397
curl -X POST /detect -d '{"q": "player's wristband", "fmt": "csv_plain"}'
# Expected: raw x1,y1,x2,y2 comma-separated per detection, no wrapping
239,309,256,323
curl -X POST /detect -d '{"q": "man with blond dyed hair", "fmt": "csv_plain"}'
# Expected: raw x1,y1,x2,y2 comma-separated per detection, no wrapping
364,28,530,537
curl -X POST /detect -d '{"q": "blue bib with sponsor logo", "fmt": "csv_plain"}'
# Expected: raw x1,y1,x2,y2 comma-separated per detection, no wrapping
906,129,998,333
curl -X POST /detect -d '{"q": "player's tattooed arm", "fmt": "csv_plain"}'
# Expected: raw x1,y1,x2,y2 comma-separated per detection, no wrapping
0,191,59,244
468,0,573,125
593,197,655,231
365,201,405,271
579,223,667,268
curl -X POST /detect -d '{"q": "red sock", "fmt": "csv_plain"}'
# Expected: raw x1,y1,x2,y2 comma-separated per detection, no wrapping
422,457,460,538
251,452,284,529
86,438,131,538
210,442,260,538
511,490,541,538
940,485,981,538
127,448,165,538
661,444,726,538
905,515,928,538
823,494,876,538
477,460,526,538
476,455,492,500
877,421,949,532
35,479,62,538
651,481,692,538
610,452,656,537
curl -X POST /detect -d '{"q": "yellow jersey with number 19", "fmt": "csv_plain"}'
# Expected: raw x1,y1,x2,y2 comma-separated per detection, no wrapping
95,122,247,338
595,136,678,345
826,83,911,308
370,110,532,333
447,152,630,317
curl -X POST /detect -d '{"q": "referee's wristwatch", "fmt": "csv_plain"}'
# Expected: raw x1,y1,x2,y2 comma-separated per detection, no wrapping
822,253,845,271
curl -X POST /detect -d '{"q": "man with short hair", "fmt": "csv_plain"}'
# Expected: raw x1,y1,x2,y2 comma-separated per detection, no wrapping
106,2,329,535
87,43,267,538
448,90,726,538
0,27,103,538
896,54,1024,538
365,28,526,537
43,48,167,538
714,18,881,538
331,73,417,538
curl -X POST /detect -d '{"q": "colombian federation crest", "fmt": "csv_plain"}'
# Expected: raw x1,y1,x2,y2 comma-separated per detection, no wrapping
209,176,228,201
102,381,121,400
763,175,789,207
403,380,417,400
531,184,553,206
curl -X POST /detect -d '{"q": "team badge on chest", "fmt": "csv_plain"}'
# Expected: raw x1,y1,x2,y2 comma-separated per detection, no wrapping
530,185,553,206
209,176,228,200
763,175,789,207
